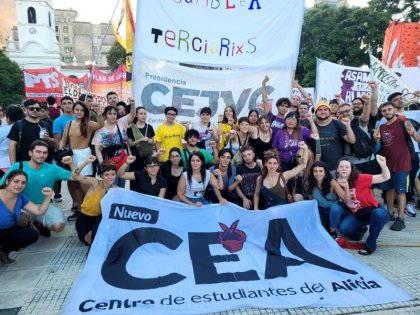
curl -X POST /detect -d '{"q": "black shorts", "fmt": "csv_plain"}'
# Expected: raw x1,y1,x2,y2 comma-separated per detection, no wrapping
75,212,101,245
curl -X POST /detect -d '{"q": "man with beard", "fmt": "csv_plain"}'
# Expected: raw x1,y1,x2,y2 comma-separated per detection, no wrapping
180,129,218,169
235,145,261,209
314,100,355,177
106,91,119,107
377,102,420,231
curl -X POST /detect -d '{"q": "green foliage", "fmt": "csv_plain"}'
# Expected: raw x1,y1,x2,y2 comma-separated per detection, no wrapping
295,1,405,87
0,51,24,107
107,41,126,70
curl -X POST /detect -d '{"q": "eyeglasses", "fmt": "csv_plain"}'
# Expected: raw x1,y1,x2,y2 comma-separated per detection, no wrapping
166,112,177,116
27,107,41,112
146,164,159,168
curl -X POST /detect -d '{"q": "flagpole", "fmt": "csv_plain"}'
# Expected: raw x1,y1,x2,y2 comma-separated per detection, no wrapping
86,0,122,98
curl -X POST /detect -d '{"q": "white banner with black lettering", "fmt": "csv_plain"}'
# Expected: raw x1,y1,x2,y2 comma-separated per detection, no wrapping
134,58,293,130
316,58,415,104
62,189,412,315
134,0,304,67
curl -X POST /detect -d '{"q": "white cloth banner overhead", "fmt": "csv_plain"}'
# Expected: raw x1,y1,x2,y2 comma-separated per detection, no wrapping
62,189,413,315
134,0,304,67
316,58,417,104
134,58,293,130
369,54,415,104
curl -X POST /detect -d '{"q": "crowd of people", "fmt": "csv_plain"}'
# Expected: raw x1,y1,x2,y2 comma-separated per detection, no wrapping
0,78,419,266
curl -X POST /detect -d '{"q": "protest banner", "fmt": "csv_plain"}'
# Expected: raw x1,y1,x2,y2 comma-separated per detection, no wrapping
315,59,417,104
62,78,107,108
315,59,370,103
369,54,414,104
23,67,88,100
90,64,131,102
62,189,413,315
133,58,293,129
134,0,304,67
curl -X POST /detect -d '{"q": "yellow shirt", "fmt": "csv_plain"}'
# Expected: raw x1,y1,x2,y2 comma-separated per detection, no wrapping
81,187,103,217
155,122,185,161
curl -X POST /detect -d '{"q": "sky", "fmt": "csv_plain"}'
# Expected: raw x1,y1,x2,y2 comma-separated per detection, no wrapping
51,0,369,24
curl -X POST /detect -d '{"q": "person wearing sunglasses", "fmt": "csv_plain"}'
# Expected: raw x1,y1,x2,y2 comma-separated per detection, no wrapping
7,99,55,164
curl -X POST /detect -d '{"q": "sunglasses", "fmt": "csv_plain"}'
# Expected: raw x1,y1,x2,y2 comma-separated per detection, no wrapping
27,107,41,112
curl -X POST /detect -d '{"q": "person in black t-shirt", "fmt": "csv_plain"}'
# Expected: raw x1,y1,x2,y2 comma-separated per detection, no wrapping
117,155,167,197
8,99,55,163
235,145,261,209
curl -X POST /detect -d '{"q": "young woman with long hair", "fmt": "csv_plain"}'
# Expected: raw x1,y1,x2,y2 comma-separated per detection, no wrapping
329,155,390,255
224,117,250,156
177,151,226,207
249,115,273,161
60,101,104,217
0,170,53,265
254,144,308,210
272,111,318,171
217,105,238,150
161,147,184,201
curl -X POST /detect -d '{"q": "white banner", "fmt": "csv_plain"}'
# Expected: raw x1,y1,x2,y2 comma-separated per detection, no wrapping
315,58,371,104
134,58,293,129
134,0,304,67
62,189,412,315
369,54,414,104
316,58,416,104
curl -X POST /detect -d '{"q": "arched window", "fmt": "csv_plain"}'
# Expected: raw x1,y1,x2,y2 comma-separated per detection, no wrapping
28,7,37,24
48,12,52,27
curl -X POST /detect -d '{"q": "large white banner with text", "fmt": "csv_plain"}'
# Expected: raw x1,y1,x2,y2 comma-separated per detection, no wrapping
134,58,293,129
316,58,416,104
134,0,304,67
62,189,412,315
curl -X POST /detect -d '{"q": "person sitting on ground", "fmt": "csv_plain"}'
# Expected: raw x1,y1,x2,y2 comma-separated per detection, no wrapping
329,155,390,255
117,155,167,198
177,151,226,207
72,157,117,246
254,145,308,210
0,170,53,266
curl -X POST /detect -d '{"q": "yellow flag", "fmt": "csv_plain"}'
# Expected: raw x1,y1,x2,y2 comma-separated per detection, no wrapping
112,0,135,81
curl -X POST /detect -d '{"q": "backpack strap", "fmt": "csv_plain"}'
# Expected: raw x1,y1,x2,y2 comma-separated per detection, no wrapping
19,161,23,170
16,119,24,153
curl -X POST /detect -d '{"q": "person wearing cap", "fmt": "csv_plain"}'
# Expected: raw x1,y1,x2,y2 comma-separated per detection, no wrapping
261,76,289,137
314,100,355,177
376,101,420,231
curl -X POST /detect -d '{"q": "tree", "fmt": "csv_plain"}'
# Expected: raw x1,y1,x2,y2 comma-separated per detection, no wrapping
0,51,24,107
369,0,420,22
296,4,391,87
107,41,126,70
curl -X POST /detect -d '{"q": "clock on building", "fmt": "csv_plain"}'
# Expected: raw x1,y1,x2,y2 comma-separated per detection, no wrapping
29,27,37,34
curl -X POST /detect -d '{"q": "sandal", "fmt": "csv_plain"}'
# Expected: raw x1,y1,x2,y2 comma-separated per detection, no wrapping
358,245,375,256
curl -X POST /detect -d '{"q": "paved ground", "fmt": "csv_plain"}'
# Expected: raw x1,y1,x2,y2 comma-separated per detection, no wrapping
0,187,419,315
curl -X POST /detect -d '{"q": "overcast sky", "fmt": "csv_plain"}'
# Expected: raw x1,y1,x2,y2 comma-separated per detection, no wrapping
52,0,369,24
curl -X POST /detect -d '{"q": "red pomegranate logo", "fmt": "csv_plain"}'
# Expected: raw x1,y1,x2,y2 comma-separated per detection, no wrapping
217,220,246,253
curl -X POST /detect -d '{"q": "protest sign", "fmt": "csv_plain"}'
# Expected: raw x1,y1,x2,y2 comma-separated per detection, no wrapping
62,78,107,108
134,58,293,129
134,0,304,67
62,189,413,315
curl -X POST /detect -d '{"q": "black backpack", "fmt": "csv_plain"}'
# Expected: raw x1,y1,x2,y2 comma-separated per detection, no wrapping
350,118,375,159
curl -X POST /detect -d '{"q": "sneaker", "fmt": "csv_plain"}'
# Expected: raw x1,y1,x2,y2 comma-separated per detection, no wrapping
33,221,51,237
389,212,396,221
67,212,78,221
390,217,406,231
0,252,16,266
405,203,416,217
53,194,63,202
358,245,375,256
71,206,78,213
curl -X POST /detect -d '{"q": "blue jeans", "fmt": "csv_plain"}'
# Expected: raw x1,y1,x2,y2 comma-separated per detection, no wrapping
186,196,209,205
330,203,389,250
